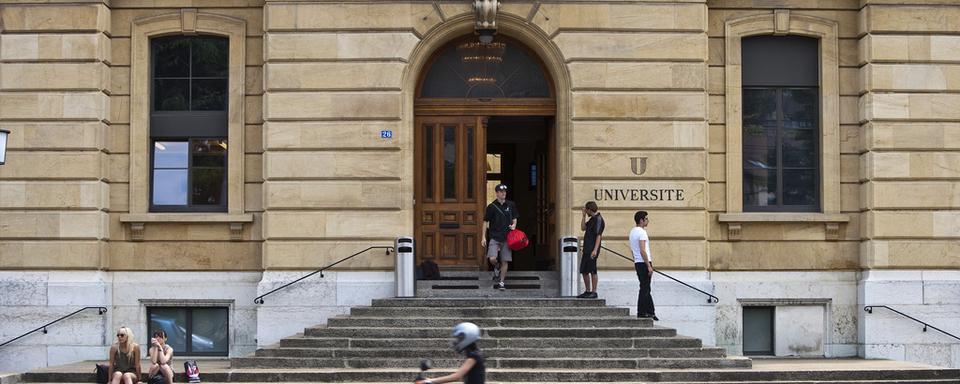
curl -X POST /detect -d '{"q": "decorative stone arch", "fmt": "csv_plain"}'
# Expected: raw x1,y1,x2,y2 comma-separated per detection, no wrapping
720,12,847,237
401,11,573,231
128,10,247,215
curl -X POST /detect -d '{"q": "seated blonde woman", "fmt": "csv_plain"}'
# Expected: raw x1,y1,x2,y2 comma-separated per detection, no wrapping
109,326,141,384
148,330,174,384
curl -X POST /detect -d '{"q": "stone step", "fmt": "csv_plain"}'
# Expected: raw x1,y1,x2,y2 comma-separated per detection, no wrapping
326,316,653,328
369,298,605,307
349,306,629,317
278,336,704,349
302,326,677,338
22,367,959,383
254,346,728,359
229,356,753,369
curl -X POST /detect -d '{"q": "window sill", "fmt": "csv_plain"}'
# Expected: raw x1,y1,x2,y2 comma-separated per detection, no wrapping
718,213,850,241
119,213,253,241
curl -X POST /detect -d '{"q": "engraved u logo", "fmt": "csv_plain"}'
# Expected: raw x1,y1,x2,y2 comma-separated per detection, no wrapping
631,157,647,176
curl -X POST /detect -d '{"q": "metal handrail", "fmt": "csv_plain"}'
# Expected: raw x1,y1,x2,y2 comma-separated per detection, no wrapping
600,245,719,303
254,245,394,304
864,305,960,342
0,306,108,348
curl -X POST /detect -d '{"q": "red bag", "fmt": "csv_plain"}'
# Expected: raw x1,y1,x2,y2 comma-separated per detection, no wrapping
507,229,529,251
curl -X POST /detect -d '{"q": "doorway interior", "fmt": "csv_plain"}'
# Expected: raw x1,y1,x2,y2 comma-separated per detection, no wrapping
485,116,554,271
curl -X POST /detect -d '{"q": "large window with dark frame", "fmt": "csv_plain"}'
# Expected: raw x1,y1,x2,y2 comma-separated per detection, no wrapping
741,35,820,212
150,35,229,212
147,307,229,356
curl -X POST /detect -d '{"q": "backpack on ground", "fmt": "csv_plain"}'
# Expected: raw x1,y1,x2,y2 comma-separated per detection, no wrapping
420,259,440,280
94,363,109,384
184,360,201,383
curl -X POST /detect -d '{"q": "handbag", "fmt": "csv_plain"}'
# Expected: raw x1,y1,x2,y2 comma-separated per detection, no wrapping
507,229,529,251
184,360,201,383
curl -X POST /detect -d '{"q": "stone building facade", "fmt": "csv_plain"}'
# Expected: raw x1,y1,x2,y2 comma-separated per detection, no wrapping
0,0,958,373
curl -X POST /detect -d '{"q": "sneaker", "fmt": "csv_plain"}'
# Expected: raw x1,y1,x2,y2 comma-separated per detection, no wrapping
651,315,659,321
498,281,506,290
576,291,590,298
586,292,598,299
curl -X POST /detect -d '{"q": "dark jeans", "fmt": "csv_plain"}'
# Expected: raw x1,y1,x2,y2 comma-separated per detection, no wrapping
634,262,655,317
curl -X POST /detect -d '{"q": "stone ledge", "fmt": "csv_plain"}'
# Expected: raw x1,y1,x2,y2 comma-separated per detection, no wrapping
718,213,851,241
118,213,254,241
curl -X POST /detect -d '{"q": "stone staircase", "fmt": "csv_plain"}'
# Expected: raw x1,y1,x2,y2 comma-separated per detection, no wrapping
14,296,960,383
415,271,559,297
232,297,746,372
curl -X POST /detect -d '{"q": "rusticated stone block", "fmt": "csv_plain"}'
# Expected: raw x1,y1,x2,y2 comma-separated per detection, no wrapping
555,32,707,61
264,3,439,36
572,92,706,120
0,92,107,121
264,92,400,120
264,151,401,179
264,62,404,91
0,241,101,269
863,122,960,150
264,180,402,210
534,3,706,35
263,211,410,239
710,241,859,270
0,152,101,179
264,32,419,61
571,151,707,179
1,4,108,32
263,121,403,150
861,240,960,269
571,121,706,150
1,63,109,92
0,34,110,62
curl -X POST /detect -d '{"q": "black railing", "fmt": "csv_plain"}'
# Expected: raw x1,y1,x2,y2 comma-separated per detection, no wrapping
864,305,960,342
600,245,719,303
0,306,108,348
254,245,394,304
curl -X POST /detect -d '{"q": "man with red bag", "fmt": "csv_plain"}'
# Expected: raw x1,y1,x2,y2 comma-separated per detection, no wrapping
481,183,518,290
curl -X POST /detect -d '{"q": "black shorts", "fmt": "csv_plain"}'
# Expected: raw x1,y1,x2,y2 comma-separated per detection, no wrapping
579,252,597,274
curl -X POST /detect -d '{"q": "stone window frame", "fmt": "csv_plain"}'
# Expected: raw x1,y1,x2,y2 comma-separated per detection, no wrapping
720,11,848,239
140,298,234,356
121,10,251,238
737,298,833,357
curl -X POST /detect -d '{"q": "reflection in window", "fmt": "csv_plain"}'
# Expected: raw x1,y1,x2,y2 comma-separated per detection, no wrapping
152,139,227,209
152,36,228,111
742,35,819,212
148,307,228,356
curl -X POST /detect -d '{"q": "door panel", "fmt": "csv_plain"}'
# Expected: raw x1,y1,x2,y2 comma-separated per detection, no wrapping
415,117,486,267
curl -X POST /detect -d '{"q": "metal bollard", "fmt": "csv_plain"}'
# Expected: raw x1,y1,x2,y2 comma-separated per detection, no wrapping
560,236,579,297
395,236,415,297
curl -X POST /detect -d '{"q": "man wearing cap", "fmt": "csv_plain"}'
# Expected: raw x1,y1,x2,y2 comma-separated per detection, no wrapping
481,183,518,290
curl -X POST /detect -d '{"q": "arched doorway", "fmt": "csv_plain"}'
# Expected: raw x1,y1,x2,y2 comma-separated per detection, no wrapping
414,34,557,271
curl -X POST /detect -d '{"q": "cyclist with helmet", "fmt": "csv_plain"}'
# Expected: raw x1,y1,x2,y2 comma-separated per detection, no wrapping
416,322,486,384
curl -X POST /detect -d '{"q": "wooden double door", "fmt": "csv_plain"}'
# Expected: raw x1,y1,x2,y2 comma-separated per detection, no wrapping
414,117,487,268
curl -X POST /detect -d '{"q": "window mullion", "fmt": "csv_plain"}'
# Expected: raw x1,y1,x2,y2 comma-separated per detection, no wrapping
776,88,784,209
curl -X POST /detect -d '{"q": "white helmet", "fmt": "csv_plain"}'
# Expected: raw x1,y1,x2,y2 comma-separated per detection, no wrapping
451,322,481,352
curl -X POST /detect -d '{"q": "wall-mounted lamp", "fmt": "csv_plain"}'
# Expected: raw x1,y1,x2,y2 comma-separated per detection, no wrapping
0,129,10,165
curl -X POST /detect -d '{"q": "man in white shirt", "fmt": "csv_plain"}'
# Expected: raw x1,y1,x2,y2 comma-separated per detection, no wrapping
628,210,657,321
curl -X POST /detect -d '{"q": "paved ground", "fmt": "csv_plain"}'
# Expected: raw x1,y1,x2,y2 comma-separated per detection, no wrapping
20,357,946,374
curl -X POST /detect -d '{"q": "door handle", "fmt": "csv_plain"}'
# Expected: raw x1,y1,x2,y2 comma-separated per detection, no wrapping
439,223,460,229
